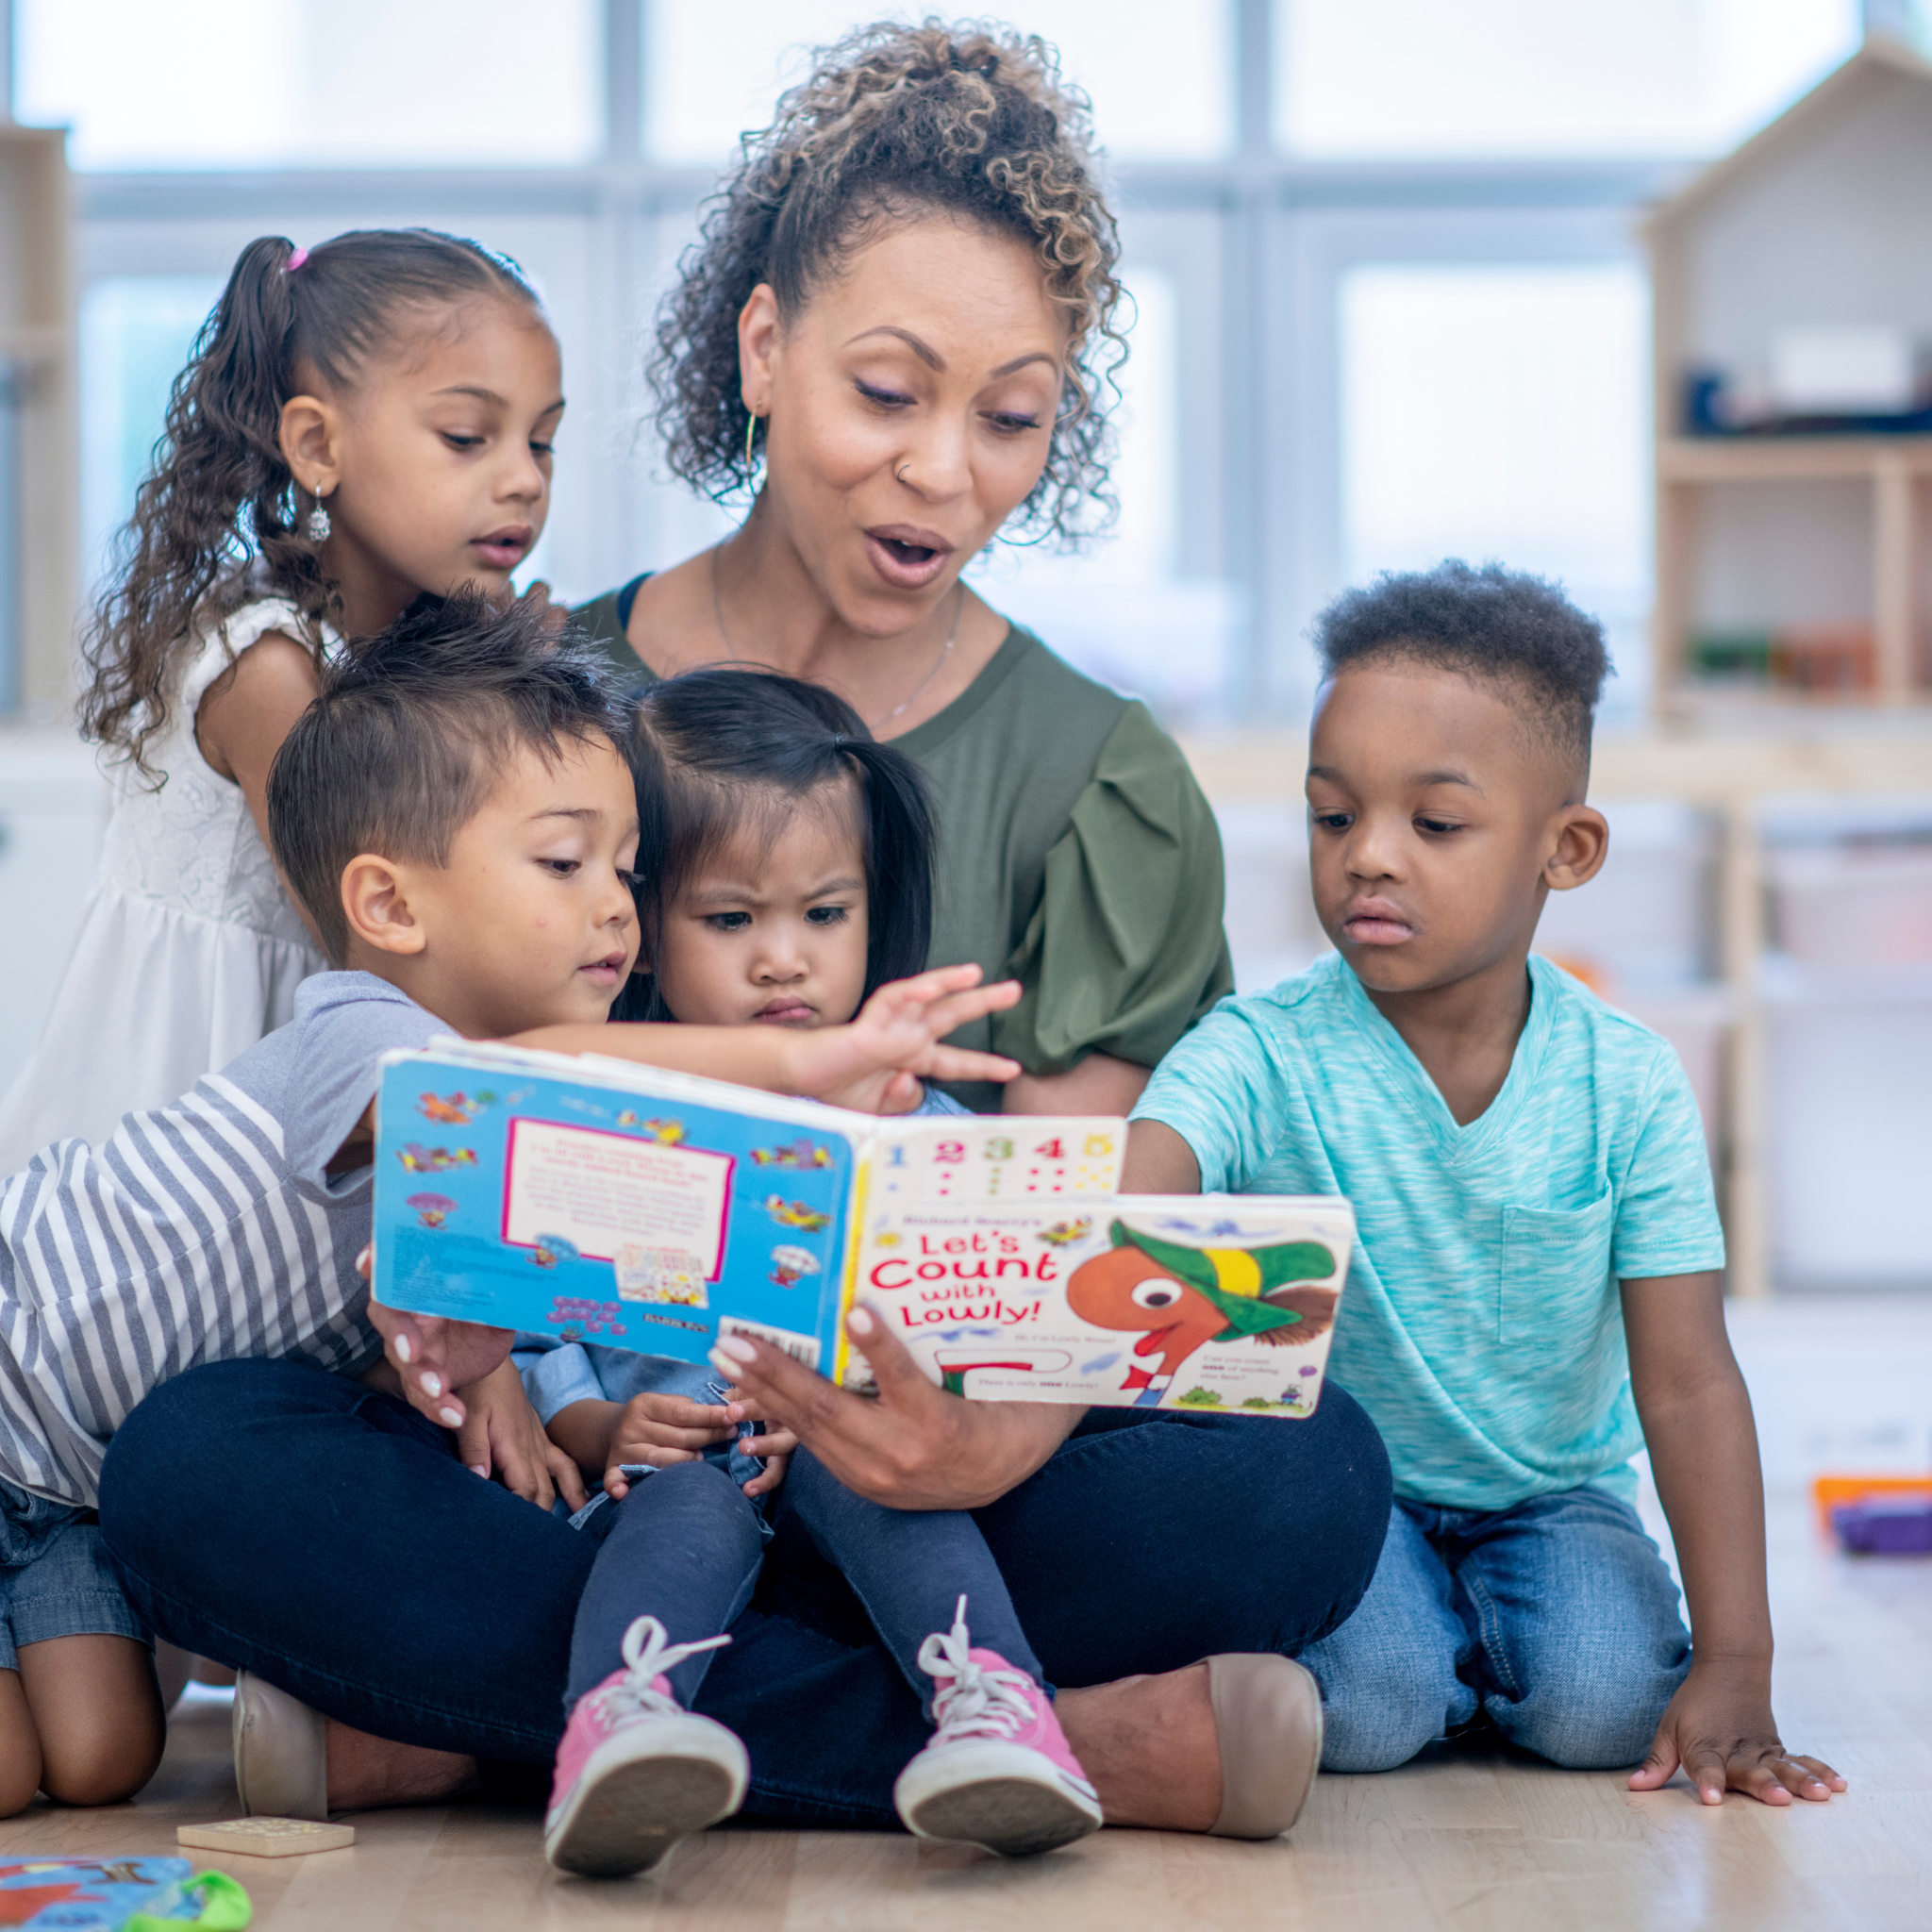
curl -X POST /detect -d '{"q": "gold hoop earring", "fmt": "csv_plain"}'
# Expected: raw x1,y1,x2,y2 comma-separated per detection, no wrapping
744,408,760,477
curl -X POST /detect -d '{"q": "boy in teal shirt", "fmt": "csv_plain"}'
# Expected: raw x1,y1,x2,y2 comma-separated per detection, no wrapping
1125,562,1843,1807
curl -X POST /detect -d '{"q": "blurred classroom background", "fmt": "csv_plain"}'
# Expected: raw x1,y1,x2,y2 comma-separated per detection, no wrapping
3,0,1931,1490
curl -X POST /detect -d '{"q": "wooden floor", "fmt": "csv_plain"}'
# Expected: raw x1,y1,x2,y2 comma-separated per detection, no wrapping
2,1488,1925,1931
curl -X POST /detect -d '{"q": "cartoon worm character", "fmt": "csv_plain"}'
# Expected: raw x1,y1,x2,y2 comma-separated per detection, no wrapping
1065,1222,1338,1407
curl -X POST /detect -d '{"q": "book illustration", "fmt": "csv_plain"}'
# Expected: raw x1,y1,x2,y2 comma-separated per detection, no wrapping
547,1294,628,1340
932,1345,1073,1395
1065,1222,1341,1408
762,1195,831,1233
751,1137,836,1170
418,1089,489,1124
398,1143,477,1174
374,1046,1347,1413
769,1244,820,1289
614,1244,709,1307
407,1191,456,1228
848,1200,1351,1412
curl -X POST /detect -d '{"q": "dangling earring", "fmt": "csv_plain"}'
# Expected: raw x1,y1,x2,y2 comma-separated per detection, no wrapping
305,488,331,544
744,408,761,478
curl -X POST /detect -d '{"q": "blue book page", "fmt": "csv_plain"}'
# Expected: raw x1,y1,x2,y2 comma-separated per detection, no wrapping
372,1055,861,1372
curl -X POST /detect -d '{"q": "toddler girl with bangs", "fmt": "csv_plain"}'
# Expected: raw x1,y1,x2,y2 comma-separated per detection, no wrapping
522,669,1103,1877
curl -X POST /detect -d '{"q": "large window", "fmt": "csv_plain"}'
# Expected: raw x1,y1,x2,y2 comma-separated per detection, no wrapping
16,0,605,168
5,0,1877,723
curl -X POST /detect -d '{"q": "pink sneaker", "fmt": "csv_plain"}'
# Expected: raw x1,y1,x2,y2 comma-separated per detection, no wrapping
544,1616,749,1878
892,1596,1103,1857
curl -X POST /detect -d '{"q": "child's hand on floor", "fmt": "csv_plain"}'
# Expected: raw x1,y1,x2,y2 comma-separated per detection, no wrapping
603,1393,799,1502
1628,1661,1846,1807
782,965,1023,1114
458,1360,588,1513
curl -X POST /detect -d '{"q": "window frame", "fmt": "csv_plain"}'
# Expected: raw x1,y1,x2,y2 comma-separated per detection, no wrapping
8,0,1694,721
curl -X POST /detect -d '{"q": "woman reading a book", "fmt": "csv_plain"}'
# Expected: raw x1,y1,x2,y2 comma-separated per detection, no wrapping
578,19,1229,1116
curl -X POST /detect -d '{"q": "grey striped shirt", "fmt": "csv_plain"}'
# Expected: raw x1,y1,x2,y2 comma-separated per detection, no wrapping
0,973,441,1506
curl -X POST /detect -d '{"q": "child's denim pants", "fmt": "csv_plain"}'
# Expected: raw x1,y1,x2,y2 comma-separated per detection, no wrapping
1299,1483,1690,1772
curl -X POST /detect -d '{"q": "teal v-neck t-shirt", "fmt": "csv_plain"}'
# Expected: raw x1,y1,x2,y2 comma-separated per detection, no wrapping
1131,953,1724,1510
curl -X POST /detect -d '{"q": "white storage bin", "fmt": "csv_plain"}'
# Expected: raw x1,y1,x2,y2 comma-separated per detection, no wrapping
1768,845,1932,972
1766,989,1932,1289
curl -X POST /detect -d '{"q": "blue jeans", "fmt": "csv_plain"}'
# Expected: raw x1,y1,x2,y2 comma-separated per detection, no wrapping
565,1461,766,1709
1299,1487,1691,1773
0,1474,145,1670
96,1358,1391,1826
783,1448,1043,1717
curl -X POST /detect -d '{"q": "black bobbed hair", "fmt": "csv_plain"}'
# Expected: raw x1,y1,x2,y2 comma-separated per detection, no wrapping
617,667,936,1023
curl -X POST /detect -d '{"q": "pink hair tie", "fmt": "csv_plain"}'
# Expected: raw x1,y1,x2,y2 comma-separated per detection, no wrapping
284,247,309,273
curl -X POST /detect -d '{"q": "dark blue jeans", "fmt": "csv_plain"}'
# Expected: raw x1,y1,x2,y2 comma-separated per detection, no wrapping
97,1358,1391,1826
782,1447,1043,1716
566,1461,766,1710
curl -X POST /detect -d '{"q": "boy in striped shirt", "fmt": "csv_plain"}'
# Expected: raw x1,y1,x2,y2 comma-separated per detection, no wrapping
0,591,1014,1815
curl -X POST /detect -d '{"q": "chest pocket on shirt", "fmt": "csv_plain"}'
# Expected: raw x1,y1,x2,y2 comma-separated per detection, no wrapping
1498,1189,1616,1341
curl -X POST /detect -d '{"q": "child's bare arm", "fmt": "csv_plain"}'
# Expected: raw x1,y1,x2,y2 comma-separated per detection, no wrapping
507,965,1022,1111
544,1398,625,1483
1622,1272,1845,1807
194,633,326,950
1121,1119,1201,1193
456,1361,587,1513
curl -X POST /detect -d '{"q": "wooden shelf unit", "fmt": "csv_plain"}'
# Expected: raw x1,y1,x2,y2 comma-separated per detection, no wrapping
1655,434,1932,708
1644,36,1932,716
0,125,77,719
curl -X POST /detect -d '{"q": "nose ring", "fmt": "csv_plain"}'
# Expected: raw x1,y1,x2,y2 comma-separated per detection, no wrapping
896,460,911,484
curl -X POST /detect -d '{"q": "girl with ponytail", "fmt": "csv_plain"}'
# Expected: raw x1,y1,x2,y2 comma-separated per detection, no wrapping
0,228,562,1164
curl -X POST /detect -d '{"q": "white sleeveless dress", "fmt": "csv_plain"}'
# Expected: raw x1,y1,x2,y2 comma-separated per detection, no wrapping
0,599,331,1170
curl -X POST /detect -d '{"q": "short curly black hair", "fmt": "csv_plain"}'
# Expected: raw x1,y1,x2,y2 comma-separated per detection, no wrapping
1312,560,1609,772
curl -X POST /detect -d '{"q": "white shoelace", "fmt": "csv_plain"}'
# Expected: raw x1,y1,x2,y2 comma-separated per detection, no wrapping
587,1615,732,1725
917,1595,1039,1742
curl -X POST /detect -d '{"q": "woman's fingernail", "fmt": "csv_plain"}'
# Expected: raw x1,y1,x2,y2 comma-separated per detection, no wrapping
847,1306,875,1336
419,1371,442,1397
393,1333,414,1363
439,1407,463,1427
707,1348,739,1377
357,1244,371,1268
469,1463,489,1478
717,1335,757,1362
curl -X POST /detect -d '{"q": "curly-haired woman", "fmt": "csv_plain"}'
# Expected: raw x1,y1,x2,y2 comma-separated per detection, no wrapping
94,23,1392,1863
580,20,1231,1114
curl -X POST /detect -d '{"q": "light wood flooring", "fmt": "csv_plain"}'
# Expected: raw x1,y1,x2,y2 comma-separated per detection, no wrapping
1,1487,1925,1930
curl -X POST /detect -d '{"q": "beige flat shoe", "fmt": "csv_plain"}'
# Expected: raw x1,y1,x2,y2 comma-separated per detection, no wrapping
233,1670,328,1821
1204,1654,1324,1840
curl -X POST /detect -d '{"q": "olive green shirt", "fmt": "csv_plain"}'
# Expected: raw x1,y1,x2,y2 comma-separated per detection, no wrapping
575,581,1234,1111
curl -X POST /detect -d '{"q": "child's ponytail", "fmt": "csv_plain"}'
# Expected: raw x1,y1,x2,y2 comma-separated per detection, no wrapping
79,227,541,780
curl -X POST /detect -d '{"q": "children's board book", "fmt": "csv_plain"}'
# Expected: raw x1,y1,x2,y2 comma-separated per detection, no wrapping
0,1857,249,1929
373,1041,1355,1414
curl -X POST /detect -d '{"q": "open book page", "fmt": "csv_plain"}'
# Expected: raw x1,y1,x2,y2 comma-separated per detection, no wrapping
372,1049,1354,1413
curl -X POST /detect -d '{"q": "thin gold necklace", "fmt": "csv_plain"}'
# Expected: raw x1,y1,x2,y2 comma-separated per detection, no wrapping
709,546,963,732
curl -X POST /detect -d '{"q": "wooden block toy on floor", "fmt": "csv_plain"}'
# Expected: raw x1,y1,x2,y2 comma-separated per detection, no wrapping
177,1818,356,1857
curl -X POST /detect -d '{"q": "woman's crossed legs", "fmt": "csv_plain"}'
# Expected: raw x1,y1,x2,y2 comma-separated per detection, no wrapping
97,1358,1391,1827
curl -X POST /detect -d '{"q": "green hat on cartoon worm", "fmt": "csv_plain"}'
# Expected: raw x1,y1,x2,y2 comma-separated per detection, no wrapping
1109,1223,1336,1340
